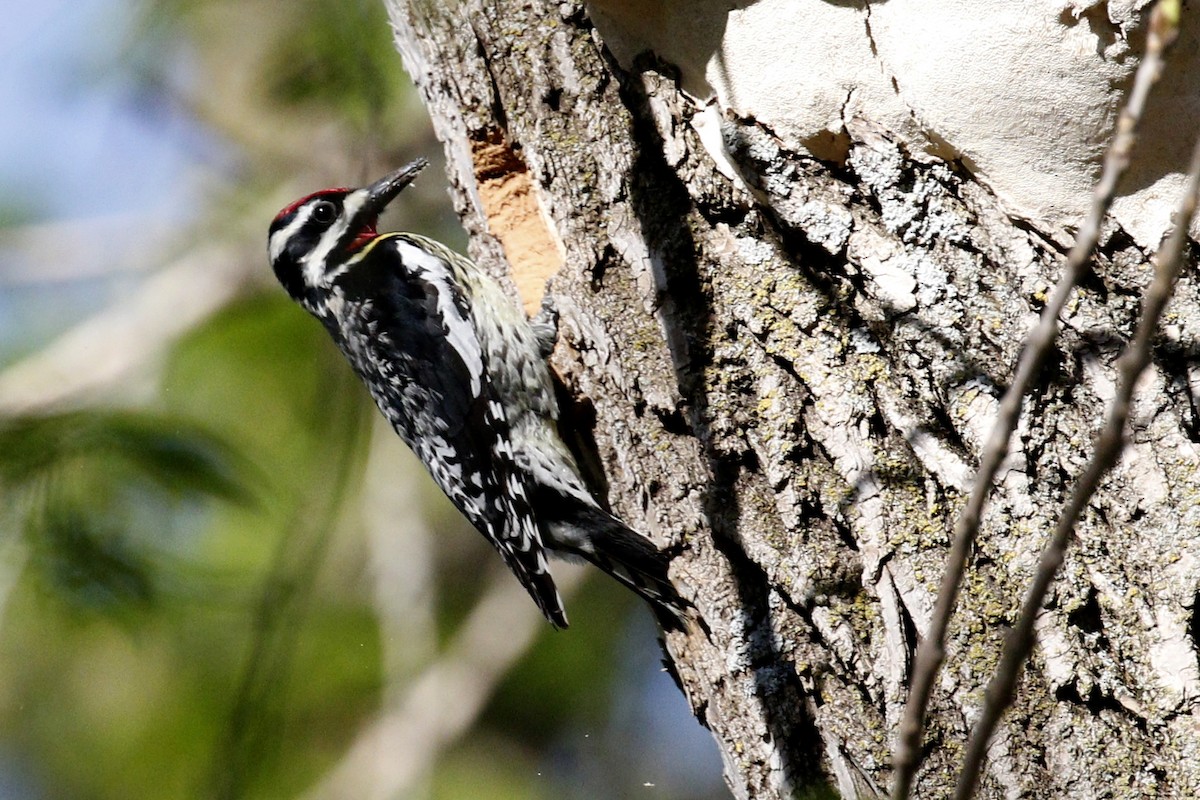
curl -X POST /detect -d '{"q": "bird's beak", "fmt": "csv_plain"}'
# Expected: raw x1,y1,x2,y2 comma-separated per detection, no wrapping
358,157,429,221
344,158,429,252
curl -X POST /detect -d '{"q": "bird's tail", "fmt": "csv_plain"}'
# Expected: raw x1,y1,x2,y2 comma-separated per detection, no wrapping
550,503,693,632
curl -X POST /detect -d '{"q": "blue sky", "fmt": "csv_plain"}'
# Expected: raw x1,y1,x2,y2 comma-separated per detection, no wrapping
0,0,215,360
0,0,205,222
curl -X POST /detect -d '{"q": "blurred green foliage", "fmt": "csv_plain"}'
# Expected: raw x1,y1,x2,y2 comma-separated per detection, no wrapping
0,295,379,800
0,1,727,799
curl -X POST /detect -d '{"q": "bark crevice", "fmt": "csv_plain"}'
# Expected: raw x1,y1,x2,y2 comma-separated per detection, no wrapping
387,2,1200,797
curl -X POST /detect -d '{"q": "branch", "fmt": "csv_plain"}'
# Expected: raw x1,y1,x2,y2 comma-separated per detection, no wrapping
892,3,1182,796
359,423,437,798
0,214,179,286
0,244,260,415
954,114,1200,800
300,563,583,800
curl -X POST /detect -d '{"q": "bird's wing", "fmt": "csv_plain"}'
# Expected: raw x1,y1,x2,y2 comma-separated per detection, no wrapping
343,234,568,627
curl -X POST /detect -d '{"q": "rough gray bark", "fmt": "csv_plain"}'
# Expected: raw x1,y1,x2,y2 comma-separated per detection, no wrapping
385,2,1200,798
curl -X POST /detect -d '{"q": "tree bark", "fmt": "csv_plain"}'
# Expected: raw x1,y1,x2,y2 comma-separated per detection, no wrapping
385,2,1200,797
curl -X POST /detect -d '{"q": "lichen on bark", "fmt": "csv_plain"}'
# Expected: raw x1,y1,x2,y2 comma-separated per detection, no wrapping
386,2,1200,797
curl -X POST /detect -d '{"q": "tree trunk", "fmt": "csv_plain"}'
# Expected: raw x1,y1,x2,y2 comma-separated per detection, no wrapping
384,2,1200,797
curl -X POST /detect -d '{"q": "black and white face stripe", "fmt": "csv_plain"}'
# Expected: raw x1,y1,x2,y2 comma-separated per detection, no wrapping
268,160,428,310
268,200,318,264
298,187,372,287
268,190,373,281
268,189,354,305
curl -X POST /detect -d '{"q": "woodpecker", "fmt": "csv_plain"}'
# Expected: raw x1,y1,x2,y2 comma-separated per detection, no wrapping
268,158,687,629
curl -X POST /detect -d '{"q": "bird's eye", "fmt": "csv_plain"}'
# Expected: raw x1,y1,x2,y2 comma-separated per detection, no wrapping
311,200,337,224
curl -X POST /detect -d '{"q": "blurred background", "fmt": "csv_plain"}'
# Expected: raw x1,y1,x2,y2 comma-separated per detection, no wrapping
0,1,727,798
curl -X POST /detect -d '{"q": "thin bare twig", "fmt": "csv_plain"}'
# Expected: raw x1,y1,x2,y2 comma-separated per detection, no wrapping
954,122,1200,800
891,3,1182,796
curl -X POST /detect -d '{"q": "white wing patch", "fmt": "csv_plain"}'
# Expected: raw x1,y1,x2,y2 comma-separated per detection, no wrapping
394,239,484,396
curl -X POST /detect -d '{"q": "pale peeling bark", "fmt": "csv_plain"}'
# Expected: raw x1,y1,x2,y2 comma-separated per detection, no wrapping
385,2,1200,798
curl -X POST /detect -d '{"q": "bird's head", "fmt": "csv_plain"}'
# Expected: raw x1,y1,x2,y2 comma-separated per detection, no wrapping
268,158,428,312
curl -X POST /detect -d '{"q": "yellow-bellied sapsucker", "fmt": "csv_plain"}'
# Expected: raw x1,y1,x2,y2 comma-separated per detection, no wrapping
268,159,686,629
